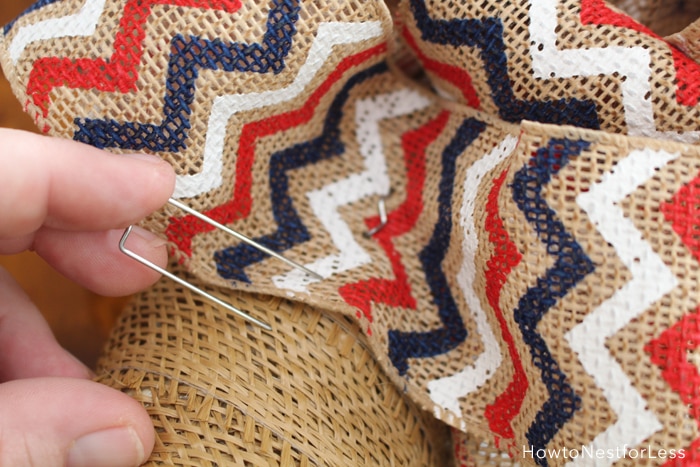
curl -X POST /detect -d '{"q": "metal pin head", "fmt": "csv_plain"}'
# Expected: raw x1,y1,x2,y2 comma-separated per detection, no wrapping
119,198,324,331
364,197,388,238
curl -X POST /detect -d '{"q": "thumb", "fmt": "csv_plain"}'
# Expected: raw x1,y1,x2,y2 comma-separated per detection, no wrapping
0,378,154,467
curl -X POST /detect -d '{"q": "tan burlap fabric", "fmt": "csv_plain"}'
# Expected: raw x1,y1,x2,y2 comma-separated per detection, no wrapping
3,0,700,465
96,268,452,465
667,17,700,64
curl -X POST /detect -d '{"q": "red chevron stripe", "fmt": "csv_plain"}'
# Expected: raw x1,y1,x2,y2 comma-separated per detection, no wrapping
401,25,480,109
165,43,388,256
25,0,242,128
338,110,450,334
581,0,700,106
646,174,700,462
483,169,526,450
661,174,700,264
645,309,700,463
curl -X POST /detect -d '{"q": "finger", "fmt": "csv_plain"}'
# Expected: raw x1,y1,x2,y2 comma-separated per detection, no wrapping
0,267,90,382
33,226,169,296
0,378,154,467
0,129,175,238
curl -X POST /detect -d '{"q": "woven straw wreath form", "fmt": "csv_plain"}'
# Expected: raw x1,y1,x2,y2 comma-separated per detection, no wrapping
2,0,700,465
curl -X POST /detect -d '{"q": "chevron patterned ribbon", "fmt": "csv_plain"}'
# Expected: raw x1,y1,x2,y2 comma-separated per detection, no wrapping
2,0,700,465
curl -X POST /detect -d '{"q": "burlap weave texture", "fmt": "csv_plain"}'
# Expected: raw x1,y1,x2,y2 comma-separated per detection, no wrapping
3,0,700,465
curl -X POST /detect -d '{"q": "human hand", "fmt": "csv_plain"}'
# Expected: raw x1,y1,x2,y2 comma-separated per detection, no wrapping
0,129,176,466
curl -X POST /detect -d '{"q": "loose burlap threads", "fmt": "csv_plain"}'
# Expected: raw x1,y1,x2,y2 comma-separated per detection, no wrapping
95,268,452,466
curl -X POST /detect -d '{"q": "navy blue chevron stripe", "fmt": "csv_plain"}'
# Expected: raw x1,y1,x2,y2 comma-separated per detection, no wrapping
214,62,390,282
387,118,484,376
3,0,63,34
511,138,594,466
408,0,600,129
72,0,299,151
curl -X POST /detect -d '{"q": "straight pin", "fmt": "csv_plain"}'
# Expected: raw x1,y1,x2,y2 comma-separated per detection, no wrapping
167,198,323,280
364,198,388,238
119,226,273,331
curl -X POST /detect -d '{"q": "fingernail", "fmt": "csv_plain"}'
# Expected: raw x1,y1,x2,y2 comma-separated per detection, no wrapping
121,152,165,165
128,225,168,249
67,427,146,467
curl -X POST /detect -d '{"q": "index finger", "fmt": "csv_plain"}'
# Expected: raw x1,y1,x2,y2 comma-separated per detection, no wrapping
0,129,175,238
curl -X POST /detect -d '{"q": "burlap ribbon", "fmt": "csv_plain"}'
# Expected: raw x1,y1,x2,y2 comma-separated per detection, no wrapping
2,0,700,465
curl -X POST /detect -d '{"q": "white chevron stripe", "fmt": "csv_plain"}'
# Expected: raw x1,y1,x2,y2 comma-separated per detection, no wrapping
428,135,518,420
175,21,384,199
272,89,432,292
529,0,699,144
9,0,107,64
568,147,680,466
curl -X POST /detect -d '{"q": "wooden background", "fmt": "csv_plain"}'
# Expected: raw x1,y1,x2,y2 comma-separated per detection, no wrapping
0,0,126,369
